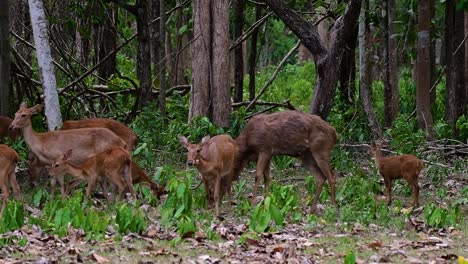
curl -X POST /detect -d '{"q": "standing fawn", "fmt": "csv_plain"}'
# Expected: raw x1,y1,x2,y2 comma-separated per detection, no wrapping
48,148,136,201
0,145,20,218
179,135,238,217
9,102,127,196
369,140,423,207
234,110,338,213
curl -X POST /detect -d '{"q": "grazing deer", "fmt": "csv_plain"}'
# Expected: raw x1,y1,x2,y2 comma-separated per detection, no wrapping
234,110,338,213
9,102,127,196
49,148,136,201
0,116,20,141
369,140,423,207
179,135,238,217
0,145,20,219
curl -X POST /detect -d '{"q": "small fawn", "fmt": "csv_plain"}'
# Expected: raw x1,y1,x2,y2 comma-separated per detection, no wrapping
48,148,136,201
369,140,423,207
0,144,20,218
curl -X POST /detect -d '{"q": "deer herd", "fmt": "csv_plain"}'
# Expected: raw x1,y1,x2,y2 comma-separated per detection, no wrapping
0,102,423,218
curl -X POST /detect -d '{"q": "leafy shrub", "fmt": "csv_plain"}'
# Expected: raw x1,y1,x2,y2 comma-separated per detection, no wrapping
424,203,461,228
115,203,147,234
0,201,24,233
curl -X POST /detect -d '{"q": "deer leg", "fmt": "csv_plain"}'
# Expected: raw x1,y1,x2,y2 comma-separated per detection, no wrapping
303,155,326,214
263,159,271,196
123,164,135,200
384,179,392,205
311,153,337,210
55,174,66,197
9,170,20,199
85,177,97,200
406,176,419,207
252,153,270,205
0,183,10,219
214,174,221,217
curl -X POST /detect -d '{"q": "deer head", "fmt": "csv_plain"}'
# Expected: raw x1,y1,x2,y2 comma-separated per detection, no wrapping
9,102,43,130
48,149,73,177
178,135,210,166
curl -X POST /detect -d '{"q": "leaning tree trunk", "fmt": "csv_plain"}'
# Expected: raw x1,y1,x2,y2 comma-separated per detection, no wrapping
416,0,435,139
136,0,153,107
233,0,245,103
211,0,231,127
189,0,211,120
0,0,10,116
159,0,166,117
359,0,381,140
264,0,361,120
28,0,62,130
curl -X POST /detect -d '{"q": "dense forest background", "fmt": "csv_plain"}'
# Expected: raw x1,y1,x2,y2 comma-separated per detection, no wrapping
0,0,467,263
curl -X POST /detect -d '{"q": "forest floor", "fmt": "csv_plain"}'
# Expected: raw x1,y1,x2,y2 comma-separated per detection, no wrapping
0,155,467,264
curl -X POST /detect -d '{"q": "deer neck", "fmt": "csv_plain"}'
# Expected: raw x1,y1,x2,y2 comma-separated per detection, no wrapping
63,163,86,179
21,122,46,160
373,149,383,169
195,156,215,174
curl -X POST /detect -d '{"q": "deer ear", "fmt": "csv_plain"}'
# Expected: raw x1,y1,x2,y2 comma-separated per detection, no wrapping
30,104,44,114
178,135,189,148
63,149,73,160
19,102,28,109
201,135,211,146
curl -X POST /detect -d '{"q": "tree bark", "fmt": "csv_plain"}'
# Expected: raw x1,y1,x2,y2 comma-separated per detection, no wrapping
0,0,10,116
359,0,381,140
453,6,466,134
136,0,153,107
28,0,62,130
264,0,361,120
388,0,399,122
189,0,211,120
152,0,160,83
159,0,166,117
416,0,435,138
233,0,245,103
97,4,117,80
248,7,262,101
211,0,231,127
465,11,468,112
338,27,358,105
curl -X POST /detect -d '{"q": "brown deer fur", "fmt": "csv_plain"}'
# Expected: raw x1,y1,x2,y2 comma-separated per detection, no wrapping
49,148,136,201
234,110,338,213
10,103,127,195
0,145,20,218
369,140,423,206
0,116,20,141
179,135,238,217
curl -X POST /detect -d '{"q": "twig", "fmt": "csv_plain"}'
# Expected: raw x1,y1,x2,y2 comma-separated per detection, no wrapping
232,99,295,109
230,11,273,50
246,41,301,111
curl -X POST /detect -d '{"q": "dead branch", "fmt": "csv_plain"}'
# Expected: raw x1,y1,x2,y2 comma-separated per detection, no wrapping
230,11,273,50
246,41,301,111
245,100,294,119
233,99,295,109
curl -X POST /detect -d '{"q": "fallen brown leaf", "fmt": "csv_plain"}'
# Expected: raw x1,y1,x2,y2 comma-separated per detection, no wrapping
367,240,384,249
91,253,110,263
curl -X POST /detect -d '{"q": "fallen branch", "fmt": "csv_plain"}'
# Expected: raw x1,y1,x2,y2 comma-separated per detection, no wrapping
232,99,295,109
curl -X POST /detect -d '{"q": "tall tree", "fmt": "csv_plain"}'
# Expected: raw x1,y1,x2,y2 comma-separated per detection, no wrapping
248,7,262,101
263,0,361,120
190,0,211,119
97,4,117,80
0,0,10,116
416,0,435,138
359,0,381,139
28,0,62,130
159,0,166,117
233,0,245,103
136,0,153,107
211,0,231,127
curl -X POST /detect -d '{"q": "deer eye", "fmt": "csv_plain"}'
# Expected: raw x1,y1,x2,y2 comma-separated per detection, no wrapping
197,149,201,153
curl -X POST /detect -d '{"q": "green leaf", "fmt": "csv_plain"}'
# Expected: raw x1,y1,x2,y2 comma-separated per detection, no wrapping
344,251,356,264
179,25,188,35
270,204,284,227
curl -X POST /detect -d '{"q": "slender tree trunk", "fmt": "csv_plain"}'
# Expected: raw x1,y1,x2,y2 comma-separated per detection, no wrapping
152,0,160,83
388,0,399,118
382,0,398,127
248,6,262,101
359,0,381,139
97,4,117,80
233,0,245,103
338,27,358,105
453,7,466,134
465,11,468,111
159,0,166,117
174,4,186,86
0,0,10,116
429,0,436,104
28,0,62,130
211,0,231,127
190,0,211,119
416,0,435,138
136,0,153,107
445,0,454,127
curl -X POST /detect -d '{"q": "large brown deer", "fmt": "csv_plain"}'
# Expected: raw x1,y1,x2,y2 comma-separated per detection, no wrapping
179,135,238,217
369,140,423,207
0,144,20,219
49,148,136,201
234,110,338,213
9,102,127,195
0,116,20,141
29,117,138,181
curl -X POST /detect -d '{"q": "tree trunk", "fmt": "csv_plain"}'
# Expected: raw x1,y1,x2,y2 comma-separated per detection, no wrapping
388,0,399,121
159,0,166,117
152,0,160,83
97,4,117,80
233,0,245,103
211,0,231,127
465,11,468,112
136,0,153,107
453,6,466,135
429,0,436,104
359,0,381,140
174,4,187,86
338,27,358,105
382,0,398,127
0,0,10,116
28,0,62,130
445,0,454,127
248,6,262,101
264,0,361,120
189,0,211,120
416,0,434,138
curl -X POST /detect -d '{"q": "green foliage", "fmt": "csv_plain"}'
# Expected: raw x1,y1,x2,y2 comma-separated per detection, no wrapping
455,115,468,142
385,115,425,155
424,203,461,228
344,251,356,264
115,203,146,234
0,201,24,233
